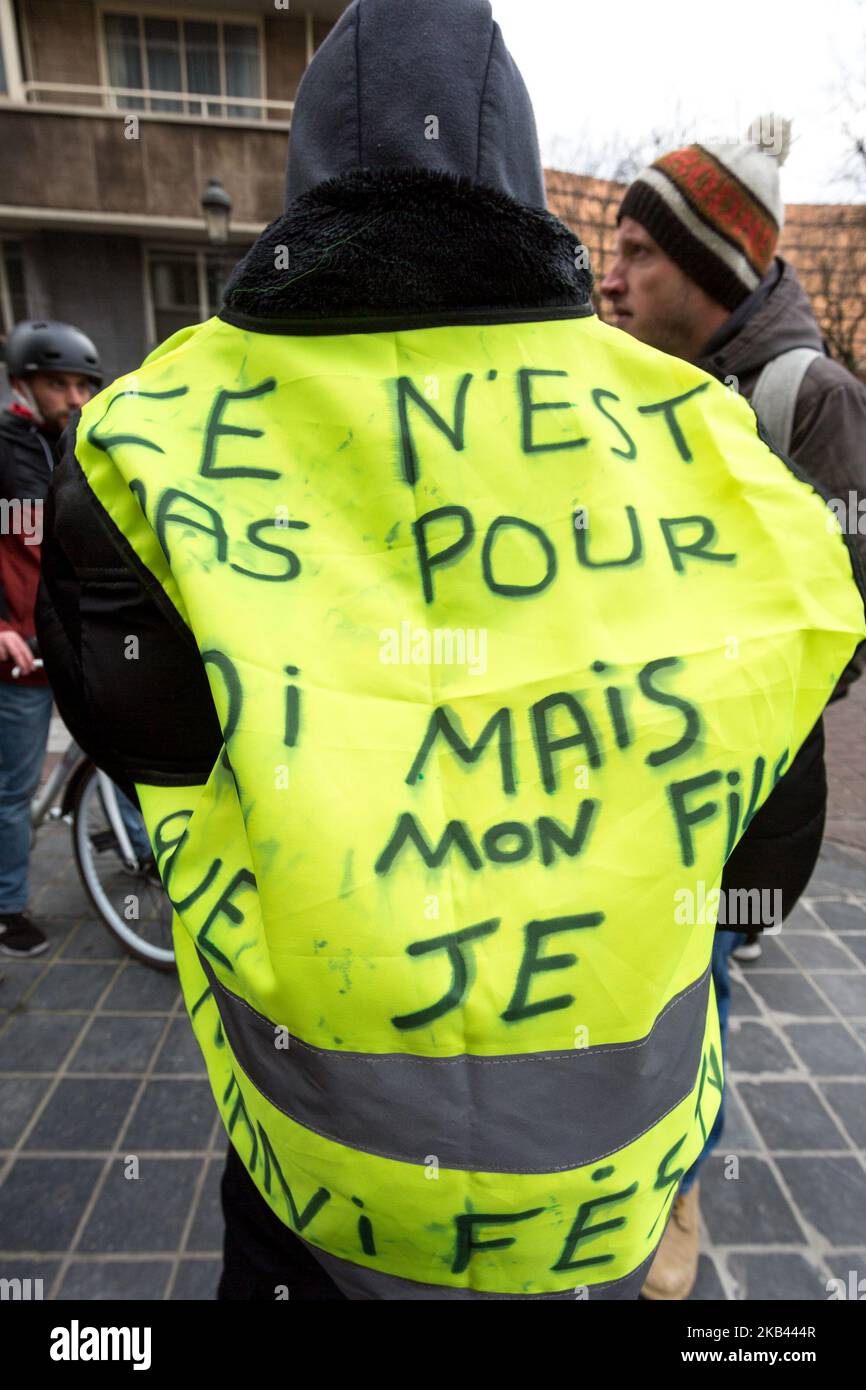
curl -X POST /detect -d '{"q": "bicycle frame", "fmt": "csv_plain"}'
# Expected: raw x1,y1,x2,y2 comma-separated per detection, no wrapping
95,770,139,871
31,737,85,829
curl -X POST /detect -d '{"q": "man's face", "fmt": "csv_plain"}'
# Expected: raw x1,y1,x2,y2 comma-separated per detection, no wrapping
25,370,96,432
600,217,718,361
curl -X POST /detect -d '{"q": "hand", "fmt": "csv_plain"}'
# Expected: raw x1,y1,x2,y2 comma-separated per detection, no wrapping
0,630,36,675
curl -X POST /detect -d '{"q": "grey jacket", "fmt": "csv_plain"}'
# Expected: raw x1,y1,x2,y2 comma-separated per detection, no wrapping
696,257,866,695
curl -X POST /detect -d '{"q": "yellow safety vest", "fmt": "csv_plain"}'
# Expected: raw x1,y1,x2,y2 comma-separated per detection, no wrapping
75,309,865,1298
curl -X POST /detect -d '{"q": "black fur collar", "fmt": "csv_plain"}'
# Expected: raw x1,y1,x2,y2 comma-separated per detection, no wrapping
222,167,594,324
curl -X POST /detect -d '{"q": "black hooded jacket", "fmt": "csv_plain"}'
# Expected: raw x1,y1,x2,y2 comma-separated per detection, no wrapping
697,257,866,696
37,0,828,927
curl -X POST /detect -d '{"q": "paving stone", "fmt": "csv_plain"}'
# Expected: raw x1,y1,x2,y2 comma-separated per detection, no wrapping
784,1023,866,1077
171,1259,220,1300
59,920,127,963
31,873,91,919
153,1016,207,1075
0,1012,87,1072
686,1254,727,1300
811,901,866,932
733,934,791,968
100,965,181,1013
745,972,831,1017
780,933,857,971
68,1015,166,1075
186,1157,225,1251
0,1260,60,1299
0,963,50,1010
811,973,866,1017
820,1082,866,1147
727,1251,830,1301
717,1082,760,1152
24,1078,139,1152
77,1157,202,1253
738,1081,848,1151
728,1020,800,1075
124,1080,216,1151
0,1158,103,1251
700,1155,803,1245
776,1157,866,1247
783,903,824,931
728,977,763,1018
837,935,866,967
27,963,118,1011
814,849,866,892
56,1259,172,1300
0,1077,50,1148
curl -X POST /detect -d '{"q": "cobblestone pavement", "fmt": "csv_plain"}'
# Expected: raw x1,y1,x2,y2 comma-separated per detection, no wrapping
1,818,865,1302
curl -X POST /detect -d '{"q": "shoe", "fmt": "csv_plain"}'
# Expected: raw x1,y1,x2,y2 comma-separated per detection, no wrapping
139,856,163,890
641,1181,701,1300
732,935,762,963
0,910,50,957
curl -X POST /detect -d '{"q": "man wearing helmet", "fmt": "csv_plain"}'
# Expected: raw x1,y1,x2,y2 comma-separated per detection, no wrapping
0,320,101,955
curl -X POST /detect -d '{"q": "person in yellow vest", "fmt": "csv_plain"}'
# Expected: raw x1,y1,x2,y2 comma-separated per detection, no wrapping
36,0,865,1301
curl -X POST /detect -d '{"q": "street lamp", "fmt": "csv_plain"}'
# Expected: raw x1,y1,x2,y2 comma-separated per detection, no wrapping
201,178,232,244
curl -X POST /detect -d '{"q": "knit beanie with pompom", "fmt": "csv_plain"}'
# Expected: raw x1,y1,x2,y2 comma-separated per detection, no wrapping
617,114,793,310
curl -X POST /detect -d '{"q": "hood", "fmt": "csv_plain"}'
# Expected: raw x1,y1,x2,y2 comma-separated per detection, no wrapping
696,258,825,381
284,0,547,213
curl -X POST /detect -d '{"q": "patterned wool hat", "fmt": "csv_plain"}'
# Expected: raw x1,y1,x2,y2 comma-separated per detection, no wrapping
617,114,793,310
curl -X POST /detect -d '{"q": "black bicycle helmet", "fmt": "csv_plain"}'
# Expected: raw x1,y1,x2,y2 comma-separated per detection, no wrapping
4,319,102,386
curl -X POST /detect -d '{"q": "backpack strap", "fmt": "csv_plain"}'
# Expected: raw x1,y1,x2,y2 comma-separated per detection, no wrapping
750,347,822,454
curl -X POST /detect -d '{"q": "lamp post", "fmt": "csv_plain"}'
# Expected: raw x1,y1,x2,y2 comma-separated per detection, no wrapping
201,178,232,244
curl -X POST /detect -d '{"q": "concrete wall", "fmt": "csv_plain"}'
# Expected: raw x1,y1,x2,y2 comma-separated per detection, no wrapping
0,111,287,226
23,230,149,381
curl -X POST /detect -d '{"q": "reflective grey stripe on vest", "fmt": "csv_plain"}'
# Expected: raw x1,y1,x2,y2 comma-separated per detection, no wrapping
198,951,711,1174
750,347,821,454
308,1232,660,1300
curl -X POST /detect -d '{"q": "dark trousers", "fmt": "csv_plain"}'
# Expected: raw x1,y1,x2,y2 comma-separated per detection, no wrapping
217,1141,348,1300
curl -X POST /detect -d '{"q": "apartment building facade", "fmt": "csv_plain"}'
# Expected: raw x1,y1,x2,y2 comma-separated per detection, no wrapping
0,0,344,380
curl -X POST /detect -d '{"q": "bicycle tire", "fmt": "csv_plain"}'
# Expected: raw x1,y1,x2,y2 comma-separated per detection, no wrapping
71,764,176,972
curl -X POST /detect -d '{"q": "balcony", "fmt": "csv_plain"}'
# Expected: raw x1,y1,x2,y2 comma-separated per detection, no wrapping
19,79,294,127
0,0,347,233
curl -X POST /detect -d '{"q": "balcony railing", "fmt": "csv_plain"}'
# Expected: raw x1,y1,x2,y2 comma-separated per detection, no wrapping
12,81,294,124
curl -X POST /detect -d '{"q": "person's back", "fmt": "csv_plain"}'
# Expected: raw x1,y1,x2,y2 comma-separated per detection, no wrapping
36,0,866,1300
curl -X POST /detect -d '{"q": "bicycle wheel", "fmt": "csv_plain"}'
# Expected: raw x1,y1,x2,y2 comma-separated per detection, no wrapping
72,764,175,971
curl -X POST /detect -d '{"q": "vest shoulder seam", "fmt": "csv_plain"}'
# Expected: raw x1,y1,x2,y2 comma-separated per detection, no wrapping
216,303,596,336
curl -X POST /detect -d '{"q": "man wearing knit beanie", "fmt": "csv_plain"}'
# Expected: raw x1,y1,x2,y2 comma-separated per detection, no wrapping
604,118,866,693
603,118,866,1301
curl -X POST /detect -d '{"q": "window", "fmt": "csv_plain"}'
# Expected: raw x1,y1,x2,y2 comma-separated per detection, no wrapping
147,248,239,346
102,12,262,119
0,241,29,334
